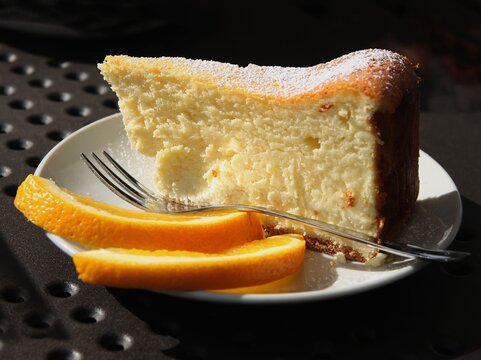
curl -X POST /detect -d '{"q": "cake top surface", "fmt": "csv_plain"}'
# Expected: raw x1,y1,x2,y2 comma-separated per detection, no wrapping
100,49,418,109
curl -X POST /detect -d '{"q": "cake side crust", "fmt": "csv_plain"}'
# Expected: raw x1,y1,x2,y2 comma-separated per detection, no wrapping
371,81,420,242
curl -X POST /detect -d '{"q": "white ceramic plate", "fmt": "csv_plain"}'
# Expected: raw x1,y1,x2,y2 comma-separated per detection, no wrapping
35,113,462,304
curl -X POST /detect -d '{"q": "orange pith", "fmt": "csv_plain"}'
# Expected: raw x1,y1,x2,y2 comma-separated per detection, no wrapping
73,234,306,291
14,175,264,252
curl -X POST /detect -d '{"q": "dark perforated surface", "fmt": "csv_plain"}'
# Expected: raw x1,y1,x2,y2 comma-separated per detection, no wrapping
1,2,481,359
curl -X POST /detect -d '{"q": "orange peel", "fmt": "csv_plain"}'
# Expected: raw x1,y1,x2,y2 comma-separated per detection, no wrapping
73,234,305,291
14,175,264,252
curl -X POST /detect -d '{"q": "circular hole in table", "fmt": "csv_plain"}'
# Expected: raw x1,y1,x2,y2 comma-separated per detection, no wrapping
6,139,33,150
0,123,13,134
9,99,34,110
47,348,82,360
11,65,35,75
26,156,42,168
24,312,55,329
71,306,105,324
27,114,53,125
442,261,473,276
46,59,71,69
65,72,89,81
7,139,33,151
102,99,118,109
84,85,108,95
99,333,133,351
0,85,15,96
66,106,91,117
432,336,465,356
46,130,71,142
47,92,72,102
45,281,79,298
28,78,53,88
454,227,475,242
353,327,378,343
1,286,27,303
0,166,11,178
0,53,17,63
3,184,18,197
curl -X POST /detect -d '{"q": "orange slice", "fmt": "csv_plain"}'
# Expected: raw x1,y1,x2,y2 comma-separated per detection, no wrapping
14,175,264,252
73,234,305,290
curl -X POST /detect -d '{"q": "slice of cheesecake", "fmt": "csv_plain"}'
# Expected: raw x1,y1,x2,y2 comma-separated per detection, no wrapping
99,49,420,264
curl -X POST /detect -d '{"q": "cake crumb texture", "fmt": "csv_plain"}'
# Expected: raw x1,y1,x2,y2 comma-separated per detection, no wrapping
99,49,419,264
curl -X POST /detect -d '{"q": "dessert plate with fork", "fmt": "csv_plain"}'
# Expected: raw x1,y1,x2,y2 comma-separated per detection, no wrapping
35,114,463,304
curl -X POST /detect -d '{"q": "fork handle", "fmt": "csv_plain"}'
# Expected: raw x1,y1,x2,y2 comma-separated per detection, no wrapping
177,204,469,263
82,151,468,263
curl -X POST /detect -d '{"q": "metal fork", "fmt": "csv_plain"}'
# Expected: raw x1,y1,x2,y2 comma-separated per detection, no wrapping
81,151,469,263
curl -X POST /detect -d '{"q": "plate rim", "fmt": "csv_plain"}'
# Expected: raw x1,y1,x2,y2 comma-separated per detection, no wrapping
35,113,463,304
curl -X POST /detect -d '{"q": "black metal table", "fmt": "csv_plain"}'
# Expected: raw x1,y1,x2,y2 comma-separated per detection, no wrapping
1,1,480,359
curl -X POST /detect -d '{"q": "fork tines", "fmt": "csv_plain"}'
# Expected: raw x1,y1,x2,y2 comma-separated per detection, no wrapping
80,151,155,212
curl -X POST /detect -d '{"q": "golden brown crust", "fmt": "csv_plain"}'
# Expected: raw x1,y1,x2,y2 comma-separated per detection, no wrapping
100,49,418,113
306,237,367,263
264,225,369,262
314,50,418,112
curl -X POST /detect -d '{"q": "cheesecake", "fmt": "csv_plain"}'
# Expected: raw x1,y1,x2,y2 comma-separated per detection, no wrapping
99,49,420,264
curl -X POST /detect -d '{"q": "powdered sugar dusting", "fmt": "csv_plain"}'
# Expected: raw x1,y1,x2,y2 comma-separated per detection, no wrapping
162,49,409,97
